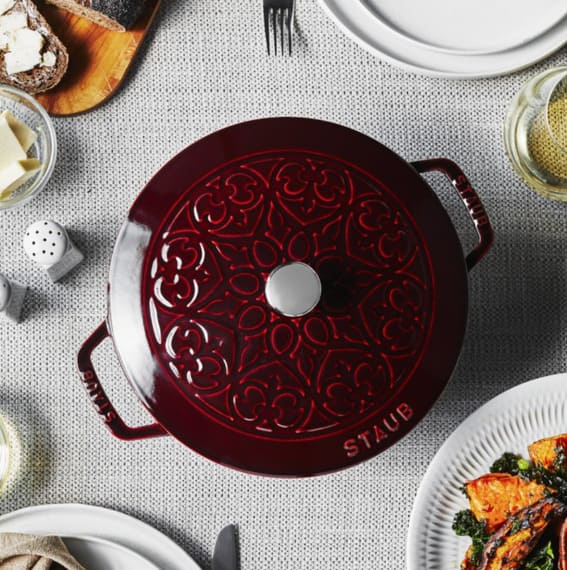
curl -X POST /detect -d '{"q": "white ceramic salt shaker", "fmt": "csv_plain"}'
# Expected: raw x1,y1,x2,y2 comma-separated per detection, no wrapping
23,220,84,282
0,274,27,323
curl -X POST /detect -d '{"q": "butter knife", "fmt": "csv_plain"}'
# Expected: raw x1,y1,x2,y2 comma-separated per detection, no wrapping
212,524,238,570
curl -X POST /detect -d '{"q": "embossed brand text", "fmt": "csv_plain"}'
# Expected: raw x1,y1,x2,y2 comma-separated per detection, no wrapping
343,402,413,458
82,370,117,424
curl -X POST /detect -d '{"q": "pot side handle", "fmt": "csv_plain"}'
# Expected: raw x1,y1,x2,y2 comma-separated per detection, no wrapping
411,158,494,271
77,321,168,440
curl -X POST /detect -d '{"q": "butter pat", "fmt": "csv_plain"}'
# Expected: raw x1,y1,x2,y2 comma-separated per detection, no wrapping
8,27,43,52
0,112,41,200
6,28,45,73
0,110,37,151
0,0,15,16
4,27,44,74
5,48,41,74
0,115,26,171
0,158,40,199
41,51,55,67
0,12,26,33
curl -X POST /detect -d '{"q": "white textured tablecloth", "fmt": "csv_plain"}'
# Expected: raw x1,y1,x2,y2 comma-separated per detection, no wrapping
1,1,567,568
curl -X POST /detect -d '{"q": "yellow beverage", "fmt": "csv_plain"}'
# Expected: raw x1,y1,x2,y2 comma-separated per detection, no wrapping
505,67,567,200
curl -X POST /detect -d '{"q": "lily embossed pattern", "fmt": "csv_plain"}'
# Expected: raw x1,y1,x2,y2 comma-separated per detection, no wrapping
142,151,434,440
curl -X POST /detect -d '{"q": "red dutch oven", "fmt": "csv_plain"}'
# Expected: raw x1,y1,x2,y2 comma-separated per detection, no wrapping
78,118,493,477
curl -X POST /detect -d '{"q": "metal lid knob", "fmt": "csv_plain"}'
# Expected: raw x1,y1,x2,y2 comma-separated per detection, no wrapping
265,262,322,317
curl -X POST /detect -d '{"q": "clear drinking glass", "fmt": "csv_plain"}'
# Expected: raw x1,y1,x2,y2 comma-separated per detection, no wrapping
504,66,567,201
0,417,10,491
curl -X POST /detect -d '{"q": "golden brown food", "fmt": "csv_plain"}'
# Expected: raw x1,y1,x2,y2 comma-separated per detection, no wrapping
528,434,567,472
466,473,550,533
477,497,567,569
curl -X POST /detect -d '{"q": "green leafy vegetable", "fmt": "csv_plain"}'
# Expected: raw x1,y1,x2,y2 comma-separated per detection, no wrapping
509,518,522,534
452,509,489,566
490,452,567,501
524,540,554,570
490,452,527,475
528,466,567,503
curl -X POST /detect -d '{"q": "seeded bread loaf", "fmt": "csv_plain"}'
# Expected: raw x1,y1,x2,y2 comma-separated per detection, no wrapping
44,0,146,31
0,0,68,94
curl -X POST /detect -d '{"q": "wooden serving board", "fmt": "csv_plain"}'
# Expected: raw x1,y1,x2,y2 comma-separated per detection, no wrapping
36,0,160,116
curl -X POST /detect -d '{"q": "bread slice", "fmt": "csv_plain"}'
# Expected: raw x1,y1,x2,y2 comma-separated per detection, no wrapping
44,0,146,32
0,0,68,94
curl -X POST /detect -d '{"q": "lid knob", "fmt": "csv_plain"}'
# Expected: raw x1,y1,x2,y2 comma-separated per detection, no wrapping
265,262,322,317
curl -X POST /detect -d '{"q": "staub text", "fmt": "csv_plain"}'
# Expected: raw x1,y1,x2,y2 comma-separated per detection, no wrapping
343,402,413,458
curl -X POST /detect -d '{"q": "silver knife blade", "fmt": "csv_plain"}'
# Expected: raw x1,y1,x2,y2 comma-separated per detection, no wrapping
212,524,238,570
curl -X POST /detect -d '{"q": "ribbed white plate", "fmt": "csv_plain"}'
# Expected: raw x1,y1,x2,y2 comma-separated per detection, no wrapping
407,373,567,569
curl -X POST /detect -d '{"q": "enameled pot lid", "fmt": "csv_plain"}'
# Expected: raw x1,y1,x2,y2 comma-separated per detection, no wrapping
107,118,475,476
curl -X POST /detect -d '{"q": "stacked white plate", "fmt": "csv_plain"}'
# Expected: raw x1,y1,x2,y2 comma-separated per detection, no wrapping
0,504,200,570
318,0,567,77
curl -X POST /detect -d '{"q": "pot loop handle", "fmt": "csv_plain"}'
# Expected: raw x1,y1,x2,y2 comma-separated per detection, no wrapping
77,321,167,440
412,158,494,271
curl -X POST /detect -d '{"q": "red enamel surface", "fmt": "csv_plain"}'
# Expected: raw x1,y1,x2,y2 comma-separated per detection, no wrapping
106,118,470,476
142,151,433,438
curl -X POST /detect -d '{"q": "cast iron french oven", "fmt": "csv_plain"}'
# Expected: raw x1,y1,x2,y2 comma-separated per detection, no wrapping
78,118,493,477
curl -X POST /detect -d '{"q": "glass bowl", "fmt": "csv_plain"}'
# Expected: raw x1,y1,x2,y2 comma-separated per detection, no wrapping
504,66,567,201
0,84,57,210
0,416,10,491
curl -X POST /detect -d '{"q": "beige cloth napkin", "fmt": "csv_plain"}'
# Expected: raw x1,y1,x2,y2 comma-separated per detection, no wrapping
0,534,86,570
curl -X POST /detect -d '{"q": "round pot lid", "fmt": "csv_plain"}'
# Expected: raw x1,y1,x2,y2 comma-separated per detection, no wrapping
108,118,470,476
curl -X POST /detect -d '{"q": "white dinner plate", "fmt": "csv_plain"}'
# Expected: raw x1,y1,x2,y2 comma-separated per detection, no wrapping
63,536,159,570
406,372,567,569
318,0,567,78
0,504,200,570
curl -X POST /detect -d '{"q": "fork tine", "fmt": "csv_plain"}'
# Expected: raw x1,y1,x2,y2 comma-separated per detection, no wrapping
280,8,284,55
264,1,294,56
286,7,292,55
272,8,277,55
263,5,271,55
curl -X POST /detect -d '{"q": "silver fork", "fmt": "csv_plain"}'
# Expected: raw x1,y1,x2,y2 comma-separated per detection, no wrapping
263,0,295,56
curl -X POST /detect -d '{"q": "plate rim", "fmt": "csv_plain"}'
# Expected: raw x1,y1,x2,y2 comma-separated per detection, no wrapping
405,372,567,569
317,0,567,78
0,503,200,570
62,534,160,570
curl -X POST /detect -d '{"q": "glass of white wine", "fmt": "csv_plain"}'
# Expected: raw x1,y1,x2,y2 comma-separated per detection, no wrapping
504,66,567,201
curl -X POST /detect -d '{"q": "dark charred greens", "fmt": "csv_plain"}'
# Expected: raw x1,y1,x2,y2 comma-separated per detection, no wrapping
452,509,489,565
490,452,530,475
490,452,567,502
529,466,567,503
524,539,555,570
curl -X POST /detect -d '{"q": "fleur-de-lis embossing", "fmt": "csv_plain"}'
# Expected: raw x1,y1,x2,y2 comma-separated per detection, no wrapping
142,151,432,439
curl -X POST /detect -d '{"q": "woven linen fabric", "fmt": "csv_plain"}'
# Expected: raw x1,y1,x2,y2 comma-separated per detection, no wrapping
1,1,567,568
